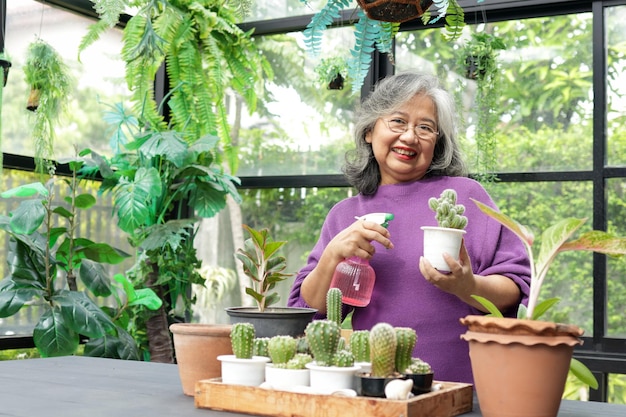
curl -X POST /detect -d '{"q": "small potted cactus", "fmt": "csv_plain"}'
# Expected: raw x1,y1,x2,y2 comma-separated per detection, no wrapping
402,357,434,395
304,319,360,393
421,189,469,271
264,335,312,390
349,330,371,372
217,322,270,386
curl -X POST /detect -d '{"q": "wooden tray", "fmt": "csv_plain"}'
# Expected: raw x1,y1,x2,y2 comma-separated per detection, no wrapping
195,378,473,417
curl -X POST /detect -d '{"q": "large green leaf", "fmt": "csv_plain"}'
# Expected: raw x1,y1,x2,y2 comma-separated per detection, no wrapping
114,167,161,232
79,259,113,297
189,181,228,218
0,284,42,317
0,182,48,198
79,242,131,264
129,288,163,310
6,234,50,287
139,219,194,252
139,131,188,167
33,308,79,357
83,328,140,360
53,291,116,338
8,199,46,235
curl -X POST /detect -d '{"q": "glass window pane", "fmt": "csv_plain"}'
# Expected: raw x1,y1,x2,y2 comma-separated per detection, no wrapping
3,1,131,160
396,13,594,174
607,178,626,337
607,5,626,167
246,1,356,22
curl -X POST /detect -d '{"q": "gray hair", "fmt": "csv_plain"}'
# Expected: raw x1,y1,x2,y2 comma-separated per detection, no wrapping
342,72,468,195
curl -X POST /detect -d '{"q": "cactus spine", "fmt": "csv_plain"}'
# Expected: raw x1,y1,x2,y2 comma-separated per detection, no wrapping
428,189,468,229
349,330,370,363
369,322,397,377
326,287,343,327
231,322,255,359
268,335,297,367
394,327,417,373
305,319,340,367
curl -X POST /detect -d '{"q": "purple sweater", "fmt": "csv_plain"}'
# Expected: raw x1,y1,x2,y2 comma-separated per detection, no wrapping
288,176,531,384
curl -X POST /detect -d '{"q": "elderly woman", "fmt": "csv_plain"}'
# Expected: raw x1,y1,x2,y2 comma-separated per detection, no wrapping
288,71,531,384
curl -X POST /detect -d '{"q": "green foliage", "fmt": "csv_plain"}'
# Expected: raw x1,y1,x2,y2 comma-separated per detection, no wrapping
0,158,162,358
428,189,468,229
235,225,294,312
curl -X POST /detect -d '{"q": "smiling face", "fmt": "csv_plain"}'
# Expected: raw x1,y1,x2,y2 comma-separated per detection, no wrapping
365,93,438,185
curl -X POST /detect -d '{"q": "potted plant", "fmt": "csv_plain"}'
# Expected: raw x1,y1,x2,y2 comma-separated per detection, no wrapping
461,198,626,417
0,51,10,87
225,225,317,338
22,39,72,172
0,155,162,358
264,335,312,390
402,357,434,395
315,57,348,90
302,0,464,92
349,329,371,372
218,322,270,387
457,32,506,183
421,189,468,271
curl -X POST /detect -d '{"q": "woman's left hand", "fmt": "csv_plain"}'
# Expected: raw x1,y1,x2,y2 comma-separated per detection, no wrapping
419,240,476,298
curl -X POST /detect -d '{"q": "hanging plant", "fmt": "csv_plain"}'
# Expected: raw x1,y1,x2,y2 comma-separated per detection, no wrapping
23,39,72,173
457,32,506,183
0,51,11,174
315,56,348,90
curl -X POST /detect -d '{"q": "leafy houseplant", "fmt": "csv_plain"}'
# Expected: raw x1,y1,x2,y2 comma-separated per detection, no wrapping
0,156,161,358
23,39,72,173
461,198,626,417
314,57,348,90
421,189,468,271
458,32,506,183
226,225,317,338
301,0,465,92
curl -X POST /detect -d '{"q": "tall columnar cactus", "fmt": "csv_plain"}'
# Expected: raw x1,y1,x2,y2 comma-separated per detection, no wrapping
268,335,298,367
231,322,255,359
394,327,417,373
326,287,343,327
428,189,468,230
369,322,397,377
305,319,341,367
349,330,370,363
333,349,355,367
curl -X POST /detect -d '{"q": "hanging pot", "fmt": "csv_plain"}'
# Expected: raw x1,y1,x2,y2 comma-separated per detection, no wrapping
27,88,41,112
357,0,434,23
460,315,583,417
0,58,11,87
327,72,344,90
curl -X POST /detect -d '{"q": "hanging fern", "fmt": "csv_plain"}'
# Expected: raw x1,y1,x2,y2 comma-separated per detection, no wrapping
303,0,353,57
348,10,380,93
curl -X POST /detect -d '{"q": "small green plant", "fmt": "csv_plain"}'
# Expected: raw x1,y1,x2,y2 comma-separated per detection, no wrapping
231,322,255,359
314,57,347,90
268,335,298,368
369,322,397,377
305,319,341,367
428,189,468,229
235,225,294,312
285,352,313,370
349,330,370,363
404,357,432,374
394,327,417,374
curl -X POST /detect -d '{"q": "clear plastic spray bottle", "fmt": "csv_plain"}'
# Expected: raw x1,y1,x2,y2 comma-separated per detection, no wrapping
329,212,394,307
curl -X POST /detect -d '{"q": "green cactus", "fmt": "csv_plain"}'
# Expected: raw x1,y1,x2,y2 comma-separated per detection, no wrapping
305,319,341,367
253,337,270,357
369,322,397,377
332,349,355,367
268,335,297,366
295,336,310,354
394,327,417,374
428,189,468,230
326,287,343,327
349,330,370,363
231,322,255,359
404,357,433,374
285,353,313,370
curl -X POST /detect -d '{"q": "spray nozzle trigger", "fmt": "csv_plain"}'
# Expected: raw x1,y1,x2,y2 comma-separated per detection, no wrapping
355,212,395,228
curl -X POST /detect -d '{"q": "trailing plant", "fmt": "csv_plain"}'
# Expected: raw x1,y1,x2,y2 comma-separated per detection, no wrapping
428,189,468,229
300,0,464,92
235,225,294,312
0,155,161,358
23,39,72,173
471,198,626,389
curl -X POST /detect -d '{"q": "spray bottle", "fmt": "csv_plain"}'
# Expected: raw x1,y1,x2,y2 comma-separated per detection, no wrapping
329,212,394,307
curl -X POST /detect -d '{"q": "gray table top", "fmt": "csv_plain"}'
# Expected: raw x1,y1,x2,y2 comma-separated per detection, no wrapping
0,356,624,417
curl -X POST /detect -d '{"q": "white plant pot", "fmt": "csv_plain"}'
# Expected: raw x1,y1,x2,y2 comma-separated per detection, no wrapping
305,362,361,393
421,226,466,272
217,355,270,386
264,364,310,390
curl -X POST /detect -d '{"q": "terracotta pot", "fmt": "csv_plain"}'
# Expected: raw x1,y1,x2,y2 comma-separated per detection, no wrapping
357,0,434,23
169,323,233,396
460,315,584,417
421,226,466,272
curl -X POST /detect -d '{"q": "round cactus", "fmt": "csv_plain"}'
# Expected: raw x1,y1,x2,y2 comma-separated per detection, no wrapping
295,335,310,354
394,327,417,373
405,357,433,374
428,189,468,230
268,335,297,365
326,287,343,327
231,322,255,359
333,349,355,367
253,337,270,357
349,330,370,363
305,319,341,367
285,353,313,370
369,322,397,377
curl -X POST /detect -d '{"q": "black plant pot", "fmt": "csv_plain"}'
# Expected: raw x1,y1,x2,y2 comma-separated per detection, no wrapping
0,58,11,87
355,372,402,397
327,73,344,90
224,306,317,338
403,372,434,395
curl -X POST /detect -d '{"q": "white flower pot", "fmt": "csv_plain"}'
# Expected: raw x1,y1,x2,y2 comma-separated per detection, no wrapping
217,355,270,386
421,226,466,272
264,364,310,390
305,362,361,393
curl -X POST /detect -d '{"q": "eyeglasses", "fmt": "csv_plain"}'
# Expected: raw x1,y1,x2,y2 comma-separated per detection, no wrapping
383,118,439,140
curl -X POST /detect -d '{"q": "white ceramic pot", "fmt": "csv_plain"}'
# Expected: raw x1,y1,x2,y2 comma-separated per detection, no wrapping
217,355,270,386
305,362,361,393
264,364,310,390
421,226,466,272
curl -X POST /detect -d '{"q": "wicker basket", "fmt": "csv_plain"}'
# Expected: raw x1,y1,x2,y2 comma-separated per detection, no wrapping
357,0,434,23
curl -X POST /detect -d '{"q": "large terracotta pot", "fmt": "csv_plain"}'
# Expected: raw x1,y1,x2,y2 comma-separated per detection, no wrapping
169,323,233,396
460,315,584,417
